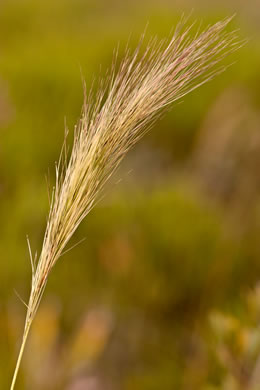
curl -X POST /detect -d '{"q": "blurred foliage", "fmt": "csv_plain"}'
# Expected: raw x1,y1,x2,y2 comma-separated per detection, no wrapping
0,0,260,389
208,285,260,390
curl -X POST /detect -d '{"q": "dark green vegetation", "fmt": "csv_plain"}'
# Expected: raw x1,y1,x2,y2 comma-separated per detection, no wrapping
1,0,260,389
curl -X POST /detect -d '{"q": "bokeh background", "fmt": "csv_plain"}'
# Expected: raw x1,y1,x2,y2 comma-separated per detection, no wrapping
1,0,260,389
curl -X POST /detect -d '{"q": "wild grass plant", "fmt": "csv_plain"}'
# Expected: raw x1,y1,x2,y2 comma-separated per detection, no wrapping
10,16,242,389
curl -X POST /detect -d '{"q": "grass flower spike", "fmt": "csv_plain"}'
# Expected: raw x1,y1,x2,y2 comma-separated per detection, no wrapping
11,16,242,389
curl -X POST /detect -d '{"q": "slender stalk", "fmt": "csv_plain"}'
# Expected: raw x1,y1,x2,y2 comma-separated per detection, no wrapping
10,323,31,390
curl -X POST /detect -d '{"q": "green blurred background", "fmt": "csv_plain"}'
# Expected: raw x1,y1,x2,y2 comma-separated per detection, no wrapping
1,0,260,389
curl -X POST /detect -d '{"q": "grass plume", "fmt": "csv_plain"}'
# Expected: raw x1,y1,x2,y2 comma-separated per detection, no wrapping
10,16,242,389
